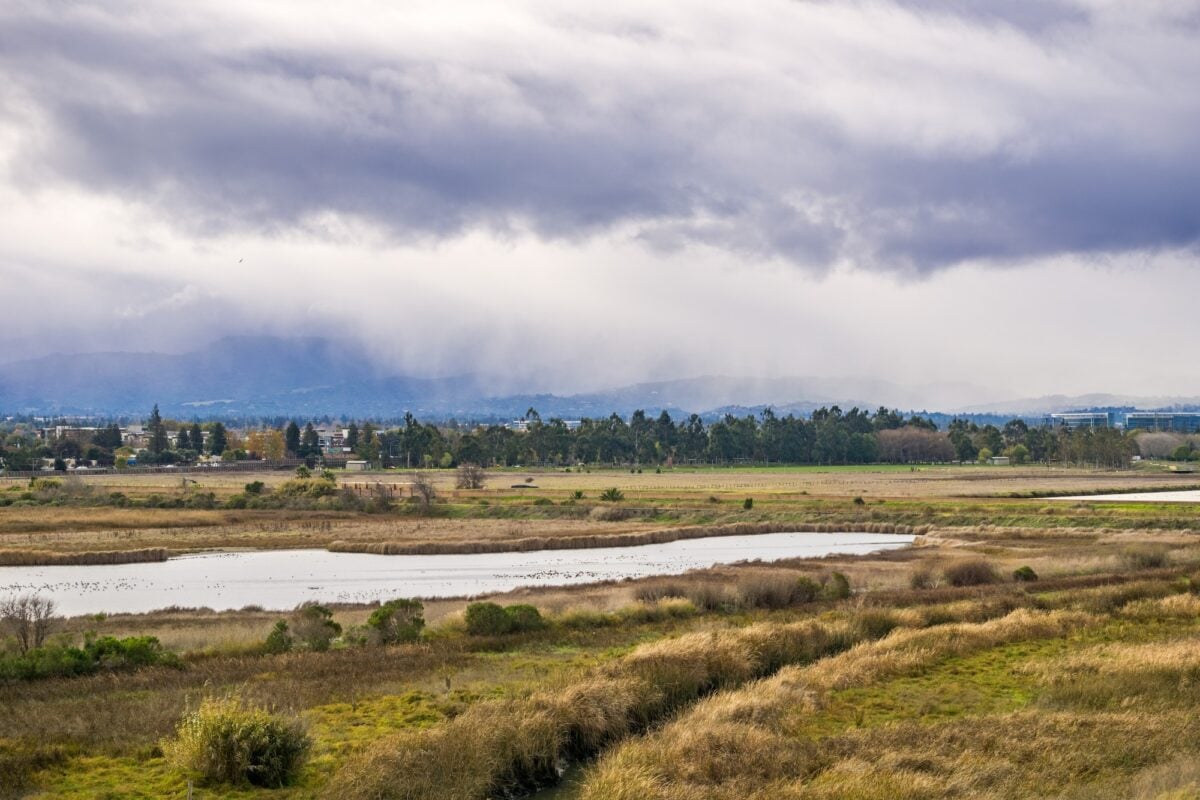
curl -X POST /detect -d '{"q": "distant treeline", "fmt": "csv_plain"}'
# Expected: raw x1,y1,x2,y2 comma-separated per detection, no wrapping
2,406,1138,470
435,409,1133,468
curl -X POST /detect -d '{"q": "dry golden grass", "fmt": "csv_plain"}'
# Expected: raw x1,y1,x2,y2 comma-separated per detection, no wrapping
331,521,922,556
325,593,1080,800
0,547,167,566
4,462,1194,500
578,609,1093,800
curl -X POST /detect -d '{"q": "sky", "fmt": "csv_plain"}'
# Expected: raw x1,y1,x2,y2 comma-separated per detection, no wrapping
1,0,1199,404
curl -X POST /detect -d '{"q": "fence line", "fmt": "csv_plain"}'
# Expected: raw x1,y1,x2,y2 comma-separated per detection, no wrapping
0,459,305,480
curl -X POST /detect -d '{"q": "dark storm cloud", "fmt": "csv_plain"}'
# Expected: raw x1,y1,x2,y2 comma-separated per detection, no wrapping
2,0,1199,271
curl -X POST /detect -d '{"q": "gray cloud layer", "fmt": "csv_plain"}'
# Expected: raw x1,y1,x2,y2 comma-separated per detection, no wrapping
3,0,1199,272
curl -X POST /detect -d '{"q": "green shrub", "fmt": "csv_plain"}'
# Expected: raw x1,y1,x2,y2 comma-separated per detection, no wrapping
184,492,218,509
165,697,310,787
0,645,92,681
571,490,584,500
532,497,553,506
599,488,625,502
1012,565,1039,582
503,604,544,633
943,559,1000,587
366,599,425,645
460,602,545,636
84,634,179,670
464,602,513,636
822,572,851,600
264,621,292,654
244,481,266,495
290,603,341,652
742,497,753,510
0,635,178,681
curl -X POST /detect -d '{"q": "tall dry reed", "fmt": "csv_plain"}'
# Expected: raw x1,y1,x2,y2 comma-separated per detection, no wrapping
328,521,925,557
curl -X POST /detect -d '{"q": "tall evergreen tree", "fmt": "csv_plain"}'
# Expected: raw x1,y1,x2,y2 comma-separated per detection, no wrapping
190,423,204,454
209,422,228,456
345,422,359,450
357,422,380,463
285,421,301,456
176,427,191,451
147,405,169,455
301,423,320,458
92,423,123,451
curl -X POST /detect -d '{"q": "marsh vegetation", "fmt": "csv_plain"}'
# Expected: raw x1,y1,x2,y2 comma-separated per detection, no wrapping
4,466,1200,798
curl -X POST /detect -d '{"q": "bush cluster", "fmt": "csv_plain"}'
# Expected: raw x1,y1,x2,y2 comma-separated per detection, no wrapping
164,697,310,787
1012,565,1039,582
0,634,180,681
464,602,546,636
636,571,850,613
943,559,1001,587
366,599,425,645
264,598,426,652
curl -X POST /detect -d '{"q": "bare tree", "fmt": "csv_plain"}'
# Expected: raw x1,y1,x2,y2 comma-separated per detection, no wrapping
455,462,487,490
410,472,438,514
0,594,58,654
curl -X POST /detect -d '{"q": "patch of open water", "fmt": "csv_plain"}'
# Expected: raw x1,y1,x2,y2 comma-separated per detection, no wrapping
0,531,913,615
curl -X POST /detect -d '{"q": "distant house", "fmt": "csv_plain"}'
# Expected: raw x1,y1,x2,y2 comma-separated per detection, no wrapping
122,424,148,449
37,425,100,442
989,456,1011,466
316,428,352,455
345,460,369,471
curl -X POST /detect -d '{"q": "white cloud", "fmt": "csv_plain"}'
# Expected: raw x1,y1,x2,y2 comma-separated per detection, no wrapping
1,0,1199,403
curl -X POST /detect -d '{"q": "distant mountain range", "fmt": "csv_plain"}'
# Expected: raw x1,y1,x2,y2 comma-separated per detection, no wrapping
2,336,1198,421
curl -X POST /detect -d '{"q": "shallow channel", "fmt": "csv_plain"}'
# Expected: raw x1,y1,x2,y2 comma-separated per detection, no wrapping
0,531,913,615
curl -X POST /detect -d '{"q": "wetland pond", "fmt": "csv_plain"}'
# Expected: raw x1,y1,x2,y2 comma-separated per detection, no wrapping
0,531,913,615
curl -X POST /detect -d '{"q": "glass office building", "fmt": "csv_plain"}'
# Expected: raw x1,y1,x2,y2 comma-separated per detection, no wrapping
1045,412,1116,430
1125,413,1200,433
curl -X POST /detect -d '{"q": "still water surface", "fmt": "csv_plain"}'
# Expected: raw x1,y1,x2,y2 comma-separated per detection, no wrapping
0,531,913,615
